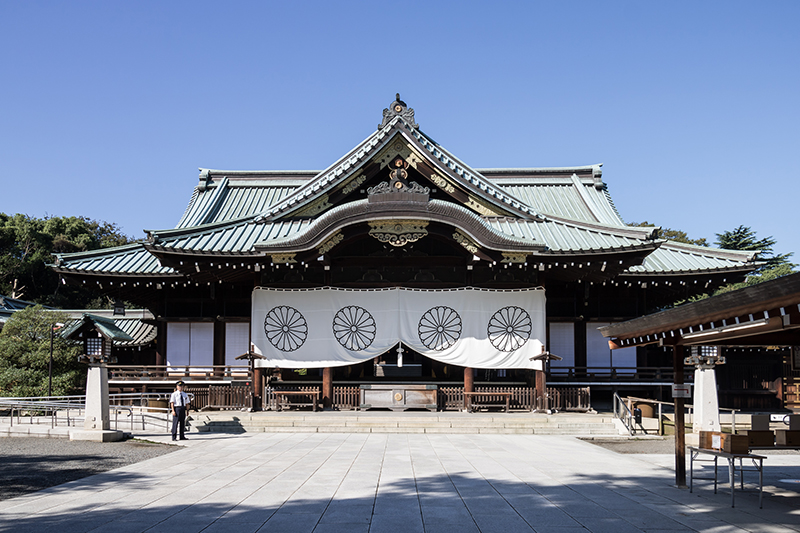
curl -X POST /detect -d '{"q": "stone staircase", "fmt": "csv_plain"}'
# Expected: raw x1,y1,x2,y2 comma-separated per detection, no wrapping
188,411,624,436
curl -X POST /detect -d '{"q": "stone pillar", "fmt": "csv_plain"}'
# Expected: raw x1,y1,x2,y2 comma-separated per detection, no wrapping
71,363,123,442
84,364,110,431
693,366,721,433
674,345,687,488
322,367,333,409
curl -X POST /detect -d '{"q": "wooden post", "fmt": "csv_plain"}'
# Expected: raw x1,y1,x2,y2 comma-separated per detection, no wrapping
322,367,333,409
535,369,546,410
155,321,166,369
252,366,263,411
674,344,687,488
464,366,474,393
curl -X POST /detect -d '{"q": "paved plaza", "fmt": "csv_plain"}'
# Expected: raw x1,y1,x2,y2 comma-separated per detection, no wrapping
1,431,799,532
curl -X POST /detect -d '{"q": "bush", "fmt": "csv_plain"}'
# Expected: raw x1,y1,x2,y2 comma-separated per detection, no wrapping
0,306,84,397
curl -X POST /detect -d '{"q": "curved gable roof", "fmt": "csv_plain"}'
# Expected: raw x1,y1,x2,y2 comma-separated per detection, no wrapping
256,117,543,223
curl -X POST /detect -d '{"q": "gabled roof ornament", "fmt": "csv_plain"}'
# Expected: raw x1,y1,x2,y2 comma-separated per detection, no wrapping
379,93,418,129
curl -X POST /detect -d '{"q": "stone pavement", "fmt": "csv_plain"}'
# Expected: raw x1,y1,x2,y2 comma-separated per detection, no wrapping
0,431,799,533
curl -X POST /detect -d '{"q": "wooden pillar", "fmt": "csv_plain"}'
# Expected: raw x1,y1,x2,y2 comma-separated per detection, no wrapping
155,321,166,375
674,344,687,488
213,320,226,377
464,366,474,393
535,368,546,409
252,366,263,411
322,367,333,409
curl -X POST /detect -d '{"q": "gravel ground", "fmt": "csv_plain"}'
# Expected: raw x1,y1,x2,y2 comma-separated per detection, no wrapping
585,436,800,455
583,437,677,454
0,437,178,501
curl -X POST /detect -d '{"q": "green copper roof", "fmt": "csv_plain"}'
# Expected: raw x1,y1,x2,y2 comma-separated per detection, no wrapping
60,314,134,342
623,241,756,276
51,107,757,280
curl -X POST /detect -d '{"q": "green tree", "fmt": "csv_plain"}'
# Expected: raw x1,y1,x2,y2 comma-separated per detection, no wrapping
0,306,84,397
0,214,131,307
715,225,795,272
629,221,708,246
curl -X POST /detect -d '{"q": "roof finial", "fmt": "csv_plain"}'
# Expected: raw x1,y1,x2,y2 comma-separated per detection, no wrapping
379,93,418,130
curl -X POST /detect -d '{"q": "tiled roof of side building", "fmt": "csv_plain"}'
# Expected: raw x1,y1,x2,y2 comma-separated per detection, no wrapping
622,241,757,276
52,243,179,276
148,216,314,255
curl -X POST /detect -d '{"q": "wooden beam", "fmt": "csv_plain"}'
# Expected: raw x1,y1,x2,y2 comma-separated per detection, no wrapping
674,345,686,488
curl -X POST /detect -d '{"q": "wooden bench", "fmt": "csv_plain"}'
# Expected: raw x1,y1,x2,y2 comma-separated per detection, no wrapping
275,390,320,411
464,392,512,413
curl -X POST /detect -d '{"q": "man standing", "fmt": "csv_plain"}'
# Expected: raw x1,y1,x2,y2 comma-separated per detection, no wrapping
170,381,189,441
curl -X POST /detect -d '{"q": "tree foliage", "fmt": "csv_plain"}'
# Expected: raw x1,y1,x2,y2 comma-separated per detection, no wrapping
629,221,708,247
0,214,132,307
715,225,795,272
0,306,84,397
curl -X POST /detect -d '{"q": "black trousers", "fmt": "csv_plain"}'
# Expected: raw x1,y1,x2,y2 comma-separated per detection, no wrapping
171,406,186,439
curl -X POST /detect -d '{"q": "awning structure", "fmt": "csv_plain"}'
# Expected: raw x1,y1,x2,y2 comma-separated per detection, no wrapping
599,272,800,349
598,272,800,489
252,287,546,370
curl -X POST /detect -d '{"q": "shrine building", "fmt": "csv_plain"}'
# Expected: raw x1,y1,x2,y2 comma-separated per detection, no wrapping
51,95,760,411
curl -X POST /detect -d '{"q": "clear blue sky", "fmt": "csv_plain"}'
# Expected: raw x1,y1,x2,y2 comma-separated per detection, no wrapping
2,1,798,261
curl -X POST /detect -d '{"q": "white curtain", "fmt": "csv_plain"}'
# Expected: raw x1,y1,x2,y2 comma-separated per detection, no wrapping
252,287,545,370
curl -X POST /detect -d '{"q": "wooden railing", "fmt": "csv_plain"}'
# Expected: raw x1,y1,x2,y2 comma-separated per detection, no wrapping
108,365,251,381
548,366,688,382
438,386,464,411
475,386,534,411
547,387,592,412
325,385,592,412
265,385,321,411
207,385,252,410
333,386,360,410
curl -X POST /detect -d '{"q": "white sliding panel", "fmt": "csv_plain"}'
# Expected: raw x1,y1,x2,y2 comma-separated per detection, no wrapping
586,322,612,369
167,323,191,367
225,322,251,367
548,322,575,368
190,323,214,369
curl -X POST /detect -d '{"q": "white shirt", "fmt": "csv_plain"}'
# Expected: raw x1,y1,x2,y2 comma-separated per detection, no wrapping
170,390,189,407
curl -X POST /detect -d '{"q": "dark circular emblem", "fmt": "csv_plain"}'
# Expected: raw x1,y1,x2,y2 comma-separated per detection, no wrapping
487,306,532,352
418,306,462,351
332,306,376,351
264,306,308,352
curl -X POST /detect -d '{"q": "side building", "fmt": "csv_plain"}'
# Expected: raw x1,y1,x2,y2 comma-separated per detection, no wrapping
51,96,759,410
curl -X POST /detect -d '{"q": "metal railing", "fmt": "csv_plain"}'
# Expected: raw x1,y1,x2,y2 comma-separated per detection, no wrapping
613,394,740,436
0,392,194,433
613,393,639,435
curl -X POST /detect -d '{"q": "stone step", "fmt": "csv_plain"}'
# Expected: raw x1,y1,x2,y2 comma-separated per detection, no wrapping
188,412,624,436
